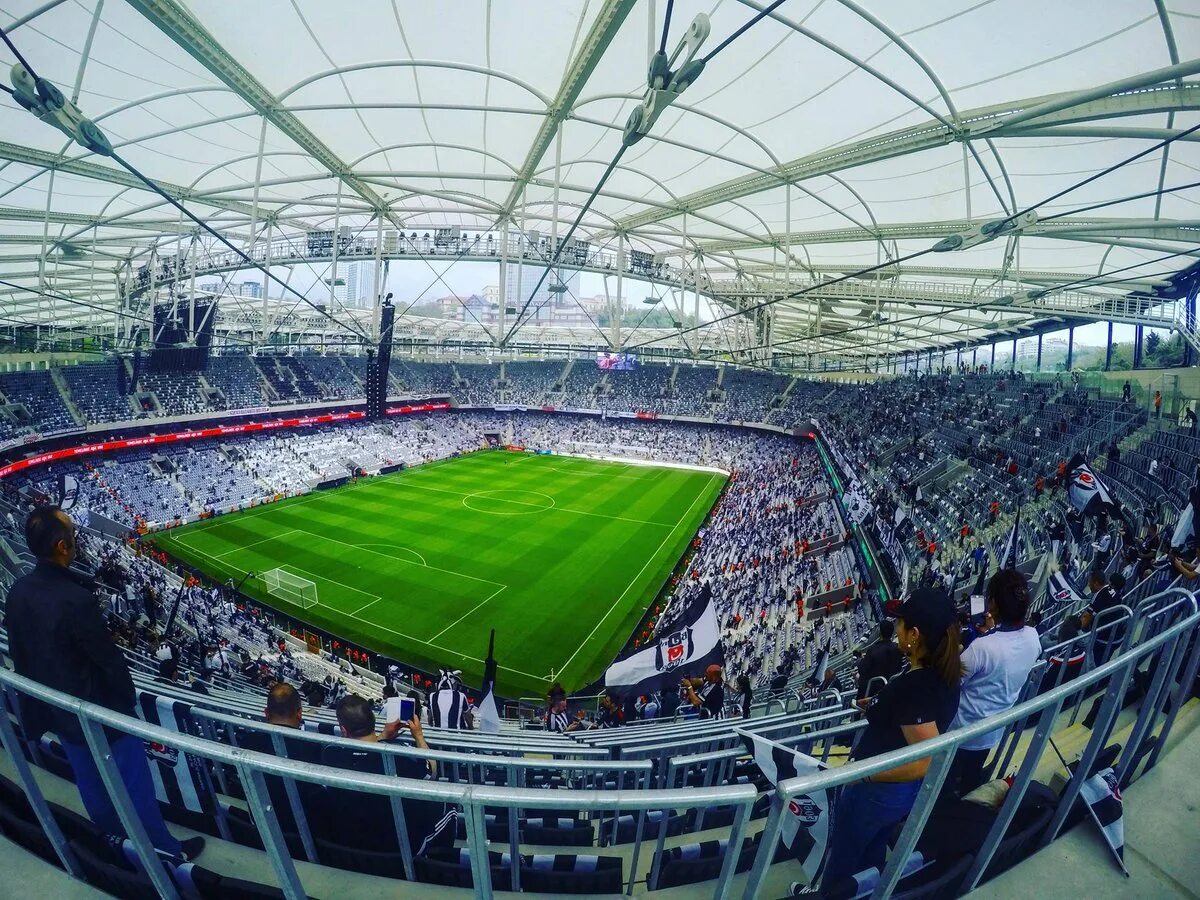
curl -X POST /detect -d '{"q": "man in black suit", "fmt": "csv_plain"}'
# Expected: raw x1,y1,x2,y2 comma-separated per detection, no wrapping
4,507,203,860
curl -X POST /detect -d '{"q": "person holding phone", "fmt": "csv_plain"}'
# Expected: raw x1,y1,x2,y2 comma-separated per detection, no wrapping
316,695,454,857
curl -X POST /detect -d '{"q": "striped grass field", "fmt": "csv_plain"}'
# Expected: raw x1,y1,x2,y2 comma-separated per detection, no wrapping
154,450,726,697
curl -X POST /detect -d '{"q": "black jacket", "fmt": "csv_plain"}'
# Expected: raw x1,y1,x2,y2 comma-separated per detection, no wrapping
4,560,136,744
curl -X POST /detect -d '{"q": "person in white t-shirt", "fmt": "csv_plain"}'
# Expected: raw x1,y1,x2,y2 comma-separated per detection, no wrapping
947,568,1042,796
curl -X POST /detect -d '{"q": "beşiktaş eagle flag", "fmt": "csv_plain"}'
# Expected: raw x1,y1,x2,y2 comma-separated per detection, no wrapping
604,581,723,696
478,629,501,734
1170,479,1199,552
135,689,216,815
1046,569,1086,611
1079,767,1128,874
1067,453,1131,531
739,731,830,882
998,504,1022,571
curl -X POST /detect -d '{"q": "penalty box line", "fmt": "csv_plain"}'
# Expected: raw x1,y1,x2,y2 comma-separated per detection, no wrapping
178,542,538,681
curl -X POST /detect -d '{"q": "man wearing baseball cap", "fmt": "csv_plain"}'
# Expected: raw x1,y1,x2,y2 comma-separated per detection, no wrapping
795,588,962,895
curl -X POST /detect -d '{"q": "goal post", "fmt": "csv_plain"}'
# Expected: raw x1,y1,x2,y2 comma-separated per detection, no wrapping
261,568,318,609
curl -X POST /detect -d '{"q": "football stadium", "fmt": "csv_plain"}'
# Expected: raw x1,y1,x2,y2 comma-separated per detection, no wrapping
157,451,727,697
0,2,1197,898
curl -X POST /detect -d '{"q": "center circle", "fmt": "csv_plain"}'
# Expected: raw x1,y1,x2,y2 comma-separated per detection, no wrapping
462,490,556,516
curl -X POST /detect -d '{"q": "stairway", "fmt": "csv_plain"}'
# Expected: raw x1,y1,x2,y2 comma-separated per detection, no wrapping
48,368,85,427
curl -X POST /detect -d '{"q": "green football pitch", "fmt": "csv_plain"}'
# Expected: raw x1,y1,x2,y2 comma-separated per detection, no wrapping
154,450,726,698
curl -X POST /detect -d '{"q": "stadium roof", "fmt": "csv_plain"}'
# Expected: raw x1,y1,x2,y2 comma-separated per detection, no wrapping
1,0,1199,366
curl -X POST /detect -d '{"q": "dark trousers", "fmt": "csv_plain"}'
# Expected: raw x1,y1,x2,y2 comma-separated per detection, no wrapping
822,779,921,884
61,734,183,856
947,747,990,797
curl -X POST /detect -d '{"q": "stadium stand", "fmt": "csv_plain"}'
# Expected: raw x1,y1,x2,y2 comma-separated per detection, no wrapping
0,360,1195,899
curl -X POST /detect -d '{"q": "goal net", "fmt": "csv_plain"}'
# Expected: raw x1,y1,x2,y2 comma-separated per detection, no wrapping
261,568,318,609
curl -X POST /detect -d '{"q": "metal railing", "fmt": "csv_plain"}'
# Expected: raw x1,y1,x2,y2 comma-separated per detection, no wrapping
743,586,1199,898
0,585,1195,899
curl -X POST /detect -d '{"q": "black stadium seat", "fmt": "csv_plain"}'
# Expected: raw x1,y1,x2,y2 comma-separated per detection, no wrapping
520,853,623,895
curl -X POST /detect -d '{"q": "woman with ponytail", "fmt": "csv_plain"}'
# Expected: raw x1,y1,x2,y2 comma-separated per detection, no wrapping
796,588,962,894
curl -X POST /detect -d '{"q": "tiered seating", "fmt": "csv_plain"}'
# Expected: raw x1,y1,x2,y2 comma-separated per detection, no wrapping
204,354,266,409
602,364,672,413
58,361,131,425
457,363,500,405
504,361,562,405
294,354,363,400
253,356,307,403
552,362,604,408
138,369,208,417
391,361,456,397
0,369,78,432
667,365,717,416
278,357,322,401
715,369,788,422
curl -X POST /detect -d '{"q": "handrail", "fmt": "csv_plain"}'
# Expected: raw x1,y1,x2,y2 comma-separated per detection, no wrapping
742,586,1198,899
0,663,757,900
193,705,646,774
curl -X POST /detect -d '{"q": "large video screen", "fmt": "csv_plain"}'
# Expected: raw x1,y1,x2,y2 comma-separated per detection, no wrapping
597,353,637,371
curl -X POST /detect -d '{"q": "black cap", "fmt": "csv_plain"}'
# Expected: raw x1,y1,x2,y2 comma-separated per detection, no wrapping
896,587,956,650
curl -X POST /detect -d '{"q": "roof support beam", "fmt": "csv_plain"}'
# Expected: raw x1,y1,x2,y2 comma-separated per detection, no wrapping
695,218,1200,253
499,0,635,219
609,78,1200,232
126,0,392,216
0,141,255,217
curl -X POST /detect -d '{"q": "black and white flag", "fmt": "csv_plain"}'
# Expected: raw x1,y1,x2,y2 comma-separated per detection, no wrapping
809,644,831,689
135,690,216,815
1046,569,1085,611
57,473,79,511
824,850,934,900
478,629,501,734
1170,481,1198,552
604,582,723,696
998,504,1023,571
1078,767,1127,874
739,731,830,882
1067,454,1130,531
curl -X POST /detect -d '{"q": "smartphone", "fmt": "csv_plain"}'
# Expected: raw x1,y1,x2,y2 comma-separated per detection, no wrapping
399,696,416,722
384,696,406,723
969,594,986,617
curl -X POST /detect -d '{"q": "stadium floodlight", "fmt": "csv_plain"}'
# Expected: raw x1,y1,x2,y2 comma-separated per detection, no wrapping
262,568,318,609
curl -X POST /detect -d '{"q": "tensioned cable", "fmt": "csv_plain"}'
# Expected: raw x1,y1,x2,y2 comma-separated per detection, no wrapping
108,154,372,344
0,277,258,353
0,22,372,345
638,120,1200,357
659,0,675,55
515,238,614,348
784,250,1197,359
699,0,790,65
500,147,628,344
626,247,934,352
995,120,1200,228
504,2,795,346
1039,180,1200,223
